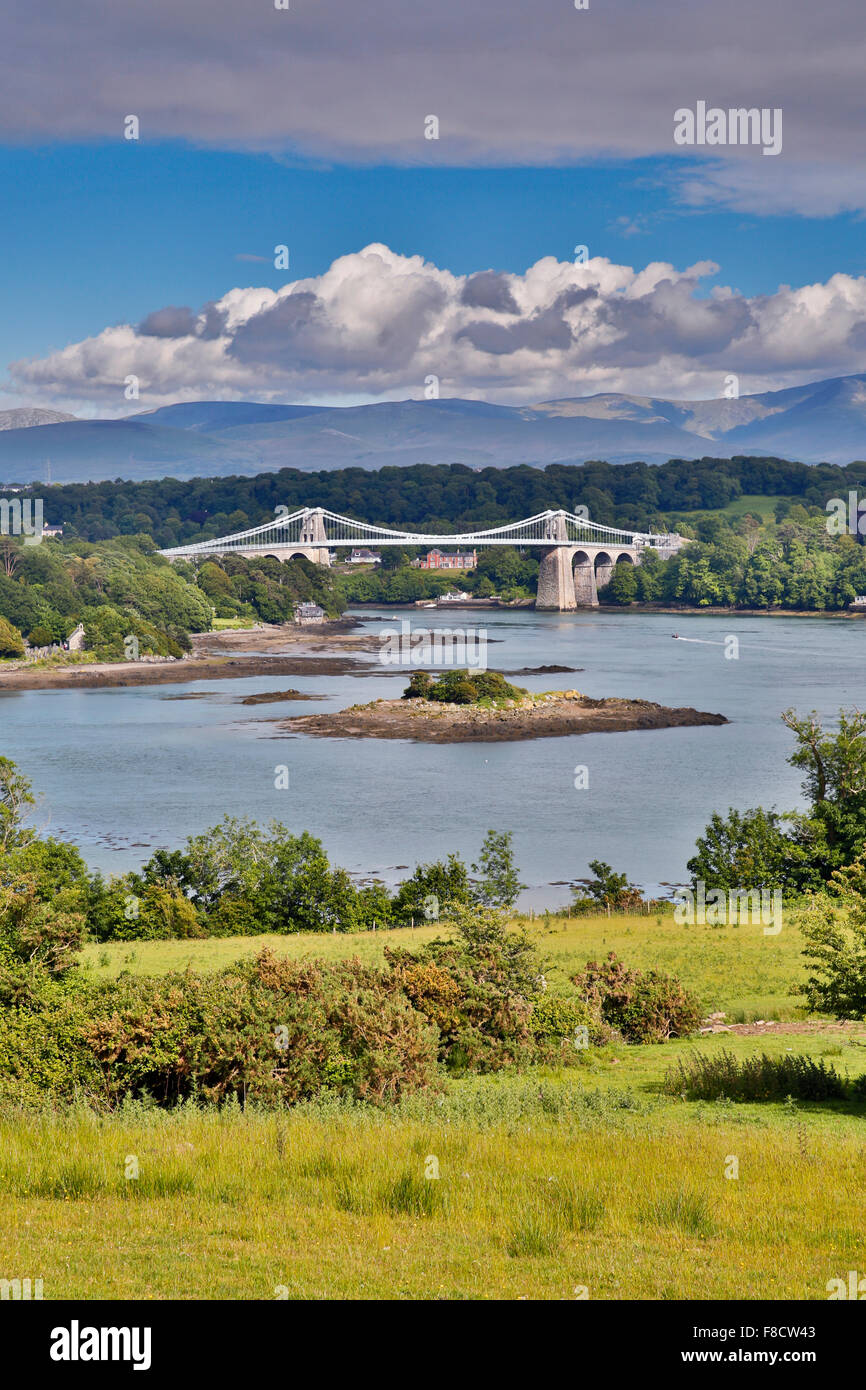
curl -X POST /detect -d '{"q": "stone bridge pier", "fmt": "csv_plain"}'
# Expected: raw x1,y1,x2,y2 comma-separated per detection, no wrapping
536,535,640,611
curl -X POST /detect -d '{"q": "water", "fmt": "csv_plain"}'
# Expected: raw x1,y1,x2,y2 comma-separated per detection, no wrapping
0,609,862,908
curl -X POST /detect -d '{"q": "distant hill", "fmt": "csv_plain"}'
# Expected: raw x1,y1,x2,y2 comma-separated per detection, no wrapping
0,407,78,432
2,373,866,484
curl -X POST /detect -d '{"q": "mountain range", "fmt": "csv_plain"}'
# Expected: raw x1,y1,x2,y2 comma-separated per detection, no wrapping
2,373,866,484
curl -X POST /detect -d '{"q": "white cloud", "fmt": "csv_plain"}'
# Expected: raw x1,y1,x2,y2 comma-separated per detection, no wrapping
2,1,866,215
11,243,866,413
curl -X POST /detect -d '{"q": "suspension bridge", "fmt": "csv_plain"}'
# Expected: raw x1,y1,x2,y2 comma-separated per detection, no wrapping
160,507,685,610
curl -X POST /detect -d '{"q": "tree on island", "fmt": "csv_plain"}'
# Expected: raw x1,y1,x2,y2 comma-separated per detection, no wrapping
402,669,526,704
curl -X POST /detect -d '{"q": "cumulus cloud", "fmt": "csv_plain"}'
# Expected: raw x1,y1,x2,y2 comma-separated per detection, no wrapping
2,0,866,215
10,243,866,413
138,306,198,339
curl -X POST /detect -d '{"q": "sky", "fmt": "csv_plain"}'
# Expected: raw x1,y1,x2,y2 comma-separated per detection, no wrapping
2,0,866,414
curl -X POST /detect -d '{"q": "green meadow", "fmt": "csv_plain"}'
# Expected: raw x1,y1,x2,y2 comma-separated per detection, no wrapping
3,909,863,1300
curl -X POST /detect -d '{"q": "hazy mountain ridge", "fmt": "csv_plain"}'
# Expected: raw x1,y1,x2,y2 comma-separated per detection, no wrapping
0,407,78,432
2,374,866,484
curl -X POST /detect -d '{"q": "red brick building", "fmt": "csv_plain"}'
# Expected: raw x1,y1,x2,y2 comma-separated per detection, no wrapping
417,548,477,570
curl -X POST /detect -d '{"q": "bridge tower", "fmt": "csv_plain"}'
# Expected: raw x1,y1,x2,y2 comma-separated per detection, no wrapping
535,512,578,612
298,508,331,566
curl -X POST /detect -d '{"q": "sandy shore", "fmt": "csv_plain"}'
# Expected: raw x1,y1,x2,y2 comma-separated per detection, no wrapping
281,693,728,743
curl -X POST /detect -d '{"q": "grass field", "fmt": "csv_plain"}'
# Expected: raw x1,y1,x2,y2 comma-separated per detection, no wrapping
6,910,866,1300
663,493,785,527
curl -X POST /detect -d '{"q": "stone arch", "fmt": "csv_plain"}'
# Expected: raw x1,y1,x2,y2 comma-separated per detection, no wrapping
615,551,635,565
594,550,615,590
571,549,596,606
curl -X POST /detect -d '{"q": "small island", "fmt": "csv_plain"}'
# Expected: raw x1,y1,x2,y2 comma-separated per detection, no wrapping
282,668,728,743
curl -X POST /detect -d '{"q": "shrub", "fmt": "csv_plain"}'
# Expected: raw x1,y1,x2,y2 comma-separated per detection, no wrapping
402,669,526,705
0,875,85,984
572,951,702,1043
385,905,540,1072
664,1050,850,1102
82,950,440,1108
529,993,606,1046
0,976,103,1103
571,859,646,913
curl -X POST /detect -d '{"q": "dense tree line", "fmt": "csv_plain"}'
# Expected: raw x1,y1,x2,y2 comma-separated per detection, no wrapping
21,455,866,550
0,537,341,659
602,513,866,610
0,759,527,942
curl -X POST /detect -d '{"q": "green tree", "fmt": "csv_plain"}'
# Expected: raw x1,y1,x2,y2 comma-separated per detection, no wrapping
796,852,866,1018
0,616,25,657
782,707,866,870
471,830,523,908
392,853,472,925
686,807,815,891
0,758,35,852
604,561,638,605
573,859,642,911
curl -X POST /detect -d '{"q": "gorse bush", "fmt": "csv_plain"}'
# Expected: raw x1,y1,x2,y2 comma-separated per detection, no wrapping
528,993,608,1046
83,950,440,1108
572,951,702,1043
2,879,599,1108
664,1049,851,1102
385,906,540,1072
